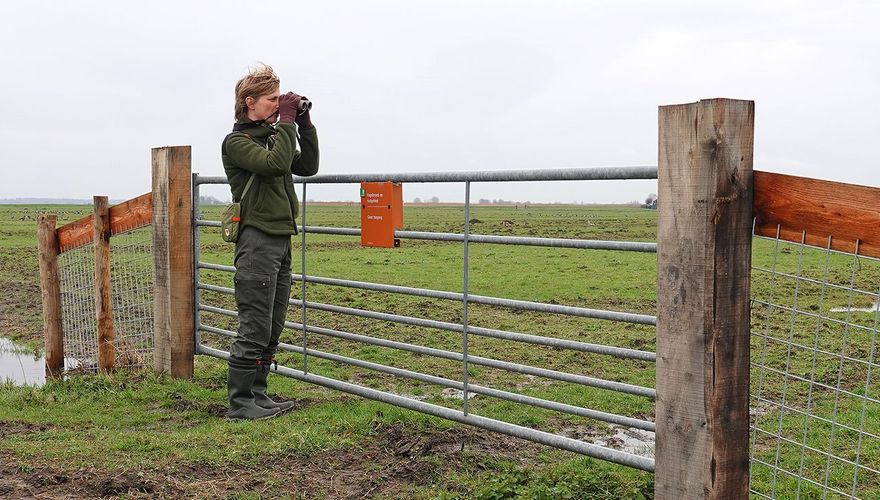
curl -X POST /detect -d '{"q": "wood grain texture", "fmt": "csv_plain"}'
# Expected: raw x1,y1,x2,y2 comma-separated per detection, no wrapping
38,214,64,377
56,192,153,252
109,192,153,235
656,99,753,499
151,146,194,378
57,214,94,252
93,196,116,372
754,170,880,258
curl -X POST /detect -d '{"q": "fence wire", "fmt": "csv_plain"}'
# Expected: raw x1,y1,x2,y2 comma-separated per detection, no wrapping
58,243,98,371
749,227,880,499
56,224,154,372
110,226,154,369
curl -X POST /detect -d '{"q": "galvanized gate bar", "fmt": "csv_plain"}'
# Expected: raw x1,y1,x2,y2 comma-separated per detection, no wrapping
197,321,656,432
197,262,656,325
299,299,657,361
192,174,203,353
194,166,658,186
294,321,655,399
196,220,657,253
197,282,656,361
462,181,472,415
196,301,656,399
392,230,657,252
301,184,309,374
294,274,658,325
197,343,655,472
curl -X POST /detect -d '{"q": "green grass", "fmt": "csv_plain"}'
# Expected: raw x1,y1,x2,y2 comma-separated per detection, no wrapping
1,202,879,498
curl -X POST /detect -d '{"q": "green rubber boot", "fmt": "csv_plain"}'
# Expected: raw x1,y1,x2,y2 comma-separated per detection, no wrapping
227,364,281,420
253,363,296,413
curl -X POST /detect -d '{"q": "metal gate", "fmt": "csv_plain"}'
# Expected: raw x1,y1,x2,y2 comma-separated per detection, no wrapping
192,167,658,472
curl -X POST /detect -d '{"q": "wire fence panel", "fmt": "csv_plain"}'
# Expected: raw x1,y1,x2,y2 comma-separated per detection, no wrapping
749,228,880,499
58,243,98,371
110,226,154,369
55,223,155,373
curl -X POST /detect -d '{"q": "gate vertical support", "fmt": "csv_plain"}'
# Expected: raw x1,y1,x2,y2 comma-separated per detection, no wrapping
656,98,754,499
192,173,202,353
93,195,116,372
152,146,194,378
38,214,64,378
301,183,308,374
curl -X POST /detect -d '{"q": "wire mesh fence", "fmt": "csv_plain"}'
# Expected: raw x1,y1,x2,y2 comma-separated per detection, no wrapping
58,243,98,371
749,227,880,499
109,226,154,369
56,226,155,372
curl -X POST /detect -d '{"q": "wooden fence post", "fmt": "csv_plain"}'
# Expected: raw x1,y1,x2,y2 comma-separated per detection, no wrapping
93,196,116,372
152,146,194,378
656,98,754,499
38,214,64,378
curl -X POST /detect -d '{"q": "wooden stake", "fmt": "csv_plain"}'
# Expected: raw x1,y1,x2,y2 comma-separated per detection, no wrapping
656,98,754,499
152,146,194,378
93,196,115,372
38,214,64,378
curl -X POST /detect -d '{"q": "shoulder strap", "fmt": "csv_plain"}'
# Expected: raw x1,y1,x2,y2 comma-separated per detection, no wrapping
224,131,257,202
240,173,255,201
224,129,264,202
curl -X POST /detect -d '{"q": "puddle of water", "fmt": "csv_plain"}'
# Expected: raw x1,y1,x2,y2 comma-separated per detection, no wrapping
0,338,81,387
441,388,477,400
592,426,655,458
0,337,47,386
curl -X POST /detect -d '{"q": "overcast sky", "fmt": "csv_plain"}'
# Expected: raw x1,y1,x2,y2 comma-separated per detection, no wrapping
1,0,877,204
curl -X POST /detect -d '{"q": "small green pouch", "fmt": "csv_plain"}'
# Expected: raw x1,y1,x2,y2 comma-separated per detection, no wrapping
221,173,255,243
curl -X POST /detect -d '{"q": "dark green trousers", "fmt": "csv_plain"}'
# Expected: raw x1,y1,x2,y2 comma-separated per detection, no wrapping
230,226,292,362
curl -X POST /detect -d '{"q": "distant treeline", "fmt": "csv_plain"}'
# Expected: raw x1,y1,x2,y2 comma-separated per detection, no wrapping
0,198,109,204
1,195,230,205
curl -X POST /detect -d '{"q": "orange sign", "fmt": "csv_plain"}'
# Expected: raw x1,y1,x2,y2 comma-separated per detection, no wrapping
360,182,403,248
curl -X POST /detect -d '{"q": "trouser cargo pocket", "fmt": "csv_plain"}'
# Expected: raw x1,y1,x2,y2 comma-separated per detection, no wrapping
231,269,275,361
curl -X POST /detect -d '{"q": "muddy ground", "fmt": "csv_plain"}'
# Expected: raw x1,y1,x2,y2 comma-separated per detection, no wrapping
1,418,542,499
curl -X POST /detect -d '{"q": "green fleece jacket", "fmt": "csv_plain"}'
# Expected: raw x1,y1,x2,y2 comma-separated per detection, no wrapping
222,122,319,235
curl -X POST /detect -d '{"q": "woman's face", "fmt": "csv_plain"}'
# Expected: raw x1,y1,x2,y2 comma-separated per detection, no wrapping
247,89,280,122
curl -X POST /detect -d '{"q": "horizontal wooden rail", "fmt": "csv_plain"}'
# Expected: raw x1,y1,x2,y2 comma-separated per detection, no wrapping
110,192,153,236
754,171,880,259
56,192,153,253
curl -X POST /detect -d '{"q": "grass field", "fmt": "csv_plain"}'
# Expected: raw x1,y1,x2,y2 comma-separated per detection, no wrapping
1,202,878,498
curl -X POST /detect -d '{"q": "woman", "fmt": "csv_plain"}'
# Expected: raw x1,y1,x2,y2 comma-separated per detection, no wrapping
222,64,319,419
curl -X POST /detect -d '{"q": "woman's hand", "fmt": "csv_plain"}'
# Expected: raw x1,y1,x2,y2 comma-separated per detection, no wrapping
294,98,314,129
278,92,302,123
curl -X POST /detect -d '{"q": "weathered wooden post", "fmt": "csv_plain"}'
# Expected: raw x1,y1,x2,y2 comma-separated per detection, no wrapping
37,214,64,378
152,146,194,378
656,98,754,499
93,195,116,372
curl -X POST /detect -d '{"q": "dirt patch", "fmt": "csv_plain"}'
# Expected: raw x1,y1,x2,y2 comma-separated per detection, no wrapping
0,450,172,499
92,472,156,497
0,420,53,438
0,418,543,498
217,419,545,498
372,418,533,460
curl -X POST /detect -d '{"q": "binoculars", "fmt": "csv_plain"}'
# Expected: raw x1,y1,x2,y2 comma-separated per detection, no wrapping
298,98,312,112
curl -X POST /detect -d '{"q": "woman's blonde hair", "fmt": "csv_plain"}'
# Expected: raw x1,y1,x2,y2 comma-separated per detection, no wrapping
234,63,280,121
